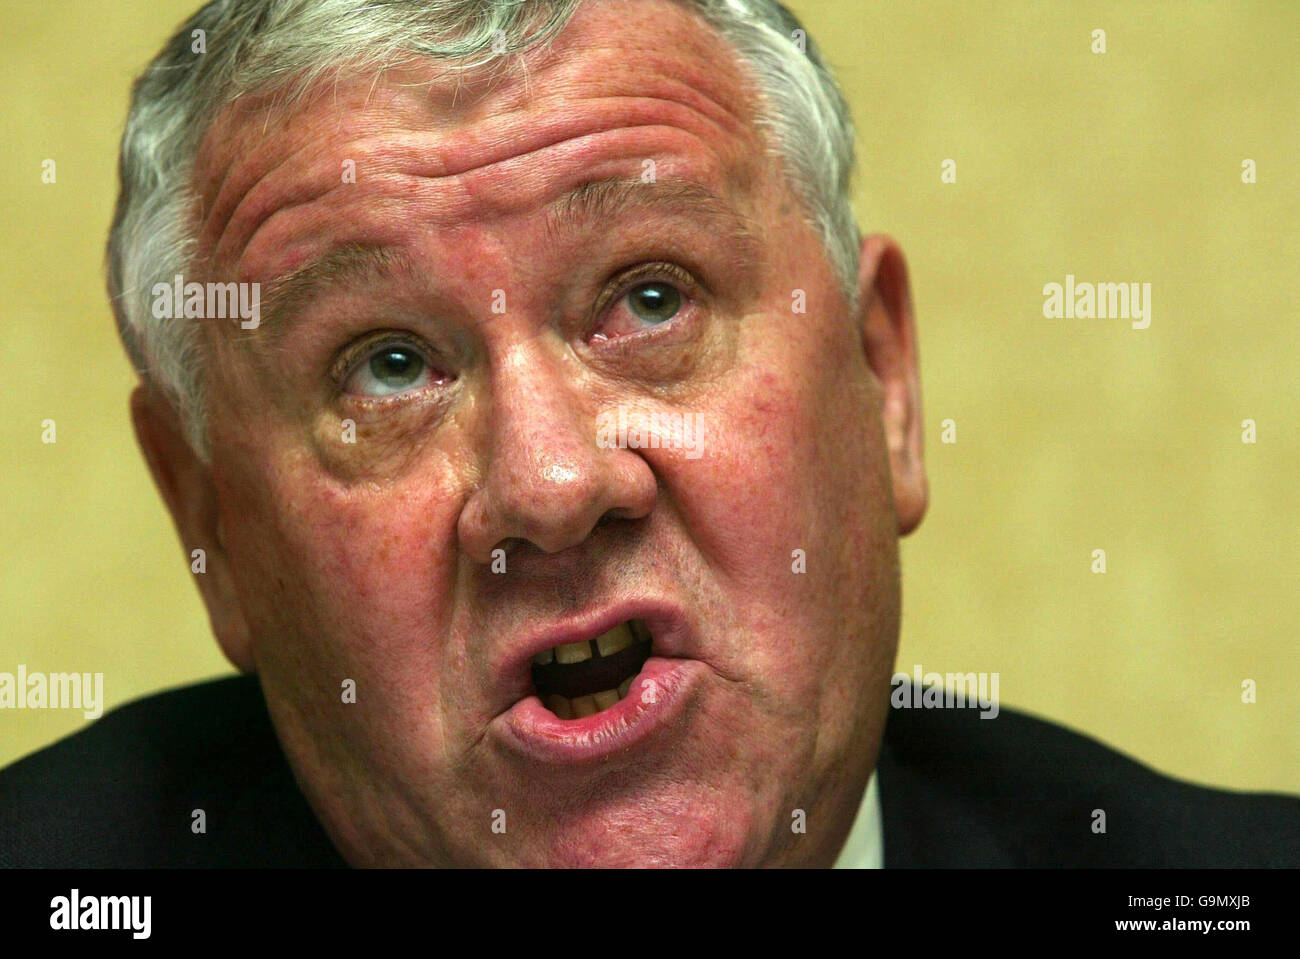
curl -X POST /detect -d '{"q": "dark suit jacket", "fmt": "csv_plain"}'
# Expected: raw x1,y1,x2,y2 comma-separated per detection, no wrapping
1,675,1296,867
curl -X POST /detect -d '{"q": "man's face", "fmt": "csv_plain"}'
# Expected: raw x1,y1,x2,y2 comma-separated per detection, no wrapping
157,0,923,866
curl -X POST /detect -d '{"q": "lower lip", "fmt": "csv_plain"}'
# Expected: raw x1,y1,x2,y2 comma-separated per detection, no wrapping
494,657,705,765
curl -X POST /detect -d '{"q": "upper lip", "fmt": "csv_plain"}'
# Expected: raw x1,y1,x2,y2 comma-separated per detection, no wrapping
495,597,689,705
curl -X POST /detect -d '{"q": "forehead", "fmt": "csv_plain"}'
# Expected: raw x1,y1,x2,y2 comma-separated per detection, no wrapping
191,0,773,283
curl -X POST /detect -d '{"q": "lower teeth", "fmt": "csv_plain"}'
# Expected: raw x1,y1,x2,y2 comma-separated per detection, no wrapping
545,677,635,720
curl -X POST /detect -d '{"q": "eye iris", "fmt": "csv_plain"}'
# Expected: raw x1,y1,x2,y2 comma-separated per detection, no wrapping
370,348,423,388
628,282,681,324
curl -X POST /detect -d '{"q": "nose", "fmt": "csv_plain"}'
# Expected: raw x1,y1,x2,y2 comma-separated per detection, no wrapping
458,343,656,563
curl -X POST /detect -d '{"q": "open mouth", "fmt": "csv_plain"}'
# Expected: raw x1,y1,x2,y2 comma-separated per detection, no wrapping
530,619,653,719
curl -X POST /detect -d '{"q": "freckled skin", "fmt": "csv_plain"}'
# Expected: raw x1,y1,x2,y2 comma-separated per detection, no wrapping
133,0,927,867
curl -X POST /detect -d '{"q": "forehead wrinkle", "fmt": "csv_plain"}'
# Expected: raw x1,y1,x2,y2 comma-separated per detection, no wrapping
200,137,338,273
222,129,705,291
203,34,766,271
211,97,735,273
194,0,768,278
192,85,381,267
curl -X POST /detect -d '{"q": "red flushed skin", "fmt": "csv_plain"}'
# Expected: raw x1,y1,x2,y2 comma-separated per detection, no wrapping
137,0,928,867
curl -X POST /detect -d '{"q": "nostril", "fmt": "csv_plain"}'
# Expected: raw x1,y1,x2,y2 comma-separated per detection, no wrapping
493,537,527,557
598,504,652,526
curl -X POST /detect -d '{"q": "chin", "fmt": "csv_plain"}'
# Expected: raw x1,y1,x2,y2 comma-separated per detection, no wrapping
535,797,763,868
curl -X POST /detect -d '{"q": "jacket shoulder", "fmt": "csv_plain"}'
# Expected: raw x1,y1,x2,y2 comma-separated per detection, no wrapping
878,694,1300,867
0,675,344,867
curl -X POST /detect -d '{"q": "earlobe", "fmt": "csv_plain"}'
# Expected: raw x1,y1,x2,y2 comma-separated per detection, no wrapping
855,234,928,536
130,385,256,673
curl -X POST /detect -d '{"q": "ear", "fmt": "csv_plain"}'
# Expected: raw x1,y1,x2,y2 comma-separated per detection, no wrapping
855,234,928,536
130,384,256,673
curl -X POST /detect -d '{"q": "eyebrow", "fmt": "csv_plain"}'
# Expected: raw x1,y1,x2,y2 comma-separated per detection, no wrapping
545,175,762,258
256,243,413,339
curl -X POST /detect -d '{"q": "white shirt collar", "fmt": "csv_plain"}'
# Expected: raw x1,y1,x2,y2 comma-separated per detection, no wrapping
831,770,883,868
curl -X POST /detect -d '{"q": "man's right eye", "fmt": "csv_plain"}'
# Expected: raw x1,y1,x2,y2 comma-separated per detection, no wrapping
342,343,433,397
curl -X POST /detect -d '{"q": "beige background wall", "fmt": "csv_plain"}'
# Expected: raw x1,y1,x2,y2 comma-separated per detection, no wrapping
1,0,1296,790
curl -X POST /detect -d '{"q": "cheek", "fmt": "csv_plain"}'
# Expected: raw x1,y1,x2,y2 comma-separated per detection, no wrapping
217,454,461,683
687,370,809,565
652,321,895,678
665,352,879,591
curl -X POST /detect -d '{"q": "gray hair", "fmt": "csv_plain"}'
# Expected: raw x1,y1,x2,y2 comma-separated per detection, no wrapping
107,0,860,458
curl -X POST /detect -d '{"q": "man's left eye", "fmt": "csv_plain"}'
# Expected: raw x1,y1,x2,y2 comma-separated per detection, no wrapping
343,344,431,397
593,280,687,340
626,282,682,325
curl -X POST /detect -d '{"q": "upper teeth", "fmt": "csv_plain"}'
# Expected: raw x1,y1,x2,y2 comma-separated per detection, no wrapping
532,620,645,665
596,622,635,656
554,640,590,665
